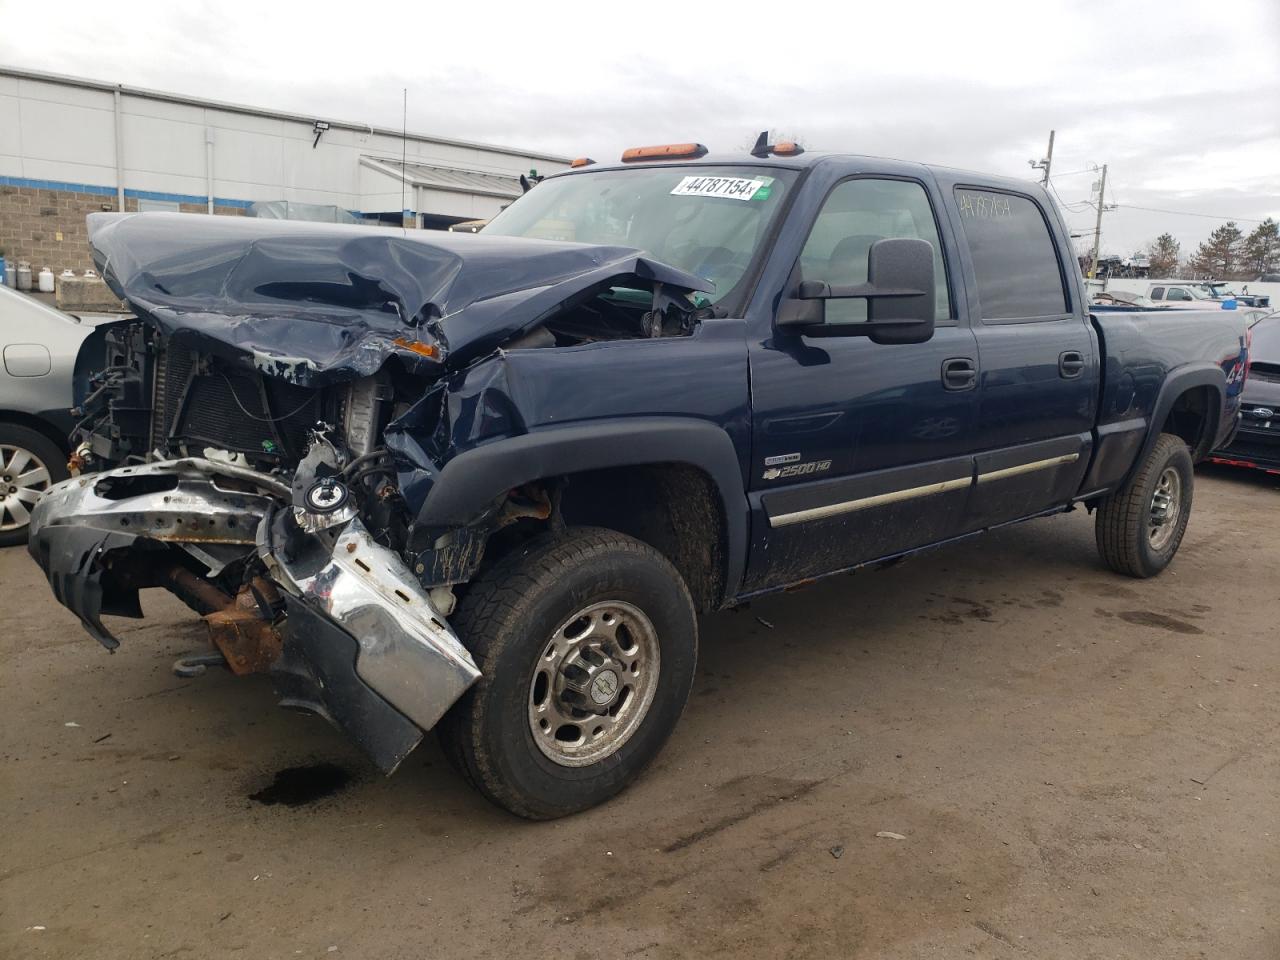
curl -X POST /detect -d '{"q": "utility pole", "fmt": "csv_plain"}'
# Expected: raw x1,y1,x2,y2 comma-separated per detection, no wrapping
1030,130,1055,185
1089,163,1108,279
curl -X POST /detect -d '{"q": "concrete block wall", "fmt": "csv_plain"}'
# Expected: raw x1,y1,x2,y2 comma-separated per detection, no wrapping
0,186,245,274
0,184,113,273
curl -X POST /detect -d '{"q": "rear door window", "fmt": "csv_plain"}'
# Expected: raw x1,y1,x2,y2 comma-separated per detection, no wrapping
1150,287,1166,300
953,188,1068,321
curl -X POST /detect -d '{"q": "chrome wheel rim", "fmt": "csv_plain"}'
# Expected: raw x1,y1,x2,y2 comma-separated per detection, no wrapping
528,600,661,767
1148,466,1182,551
0,443,53,533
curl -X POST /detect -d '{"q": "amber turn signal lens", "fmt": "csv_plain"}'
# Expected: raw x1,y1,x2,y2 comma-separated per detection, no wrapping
620,143,709,162
392,337,438,358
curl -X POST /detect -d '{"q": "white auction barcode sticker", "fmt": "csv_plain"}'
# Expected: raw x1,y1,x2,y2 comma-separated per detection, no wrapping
670,175,766,201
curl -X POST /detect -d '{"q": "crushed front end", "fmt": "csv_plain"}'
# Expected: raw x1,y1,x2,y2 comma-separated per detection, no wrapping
29,452,481,773
27,212,710,773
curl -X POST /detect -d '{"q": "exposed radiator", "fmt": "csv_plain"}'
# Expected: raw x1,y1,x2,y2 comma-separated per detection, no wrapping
150,343,322,462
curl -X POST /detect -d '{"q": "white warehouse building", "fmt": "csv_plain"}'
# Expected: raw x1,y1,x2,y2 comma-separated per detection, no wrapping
0,66,569,272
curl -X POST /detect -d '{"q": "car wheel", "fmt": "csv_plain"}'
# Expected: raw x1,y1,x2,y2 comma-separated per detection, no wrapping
438,527,698,819
1095,432,1194,578
0,425,67,548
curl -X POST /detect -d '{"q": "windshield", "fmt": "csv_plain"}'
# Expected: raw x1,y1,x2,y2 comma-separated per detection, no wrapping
1197,283,1235,298
483,165,799,305
1252,315,1280,352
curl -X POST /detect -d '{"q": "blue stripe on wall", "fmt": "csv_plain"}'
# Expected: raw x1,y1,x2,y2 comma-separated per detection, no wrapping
0,175,116,196
1,175,255,208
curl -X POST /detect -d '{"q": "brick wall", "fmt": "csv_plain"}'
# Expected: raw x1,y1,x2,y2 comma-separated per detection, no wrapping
0,185,244,274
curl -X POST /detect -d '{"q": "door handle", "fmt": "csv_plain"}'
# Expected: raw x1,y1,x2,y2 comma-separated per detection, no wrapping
1059,351,1086,379
941,357,977,391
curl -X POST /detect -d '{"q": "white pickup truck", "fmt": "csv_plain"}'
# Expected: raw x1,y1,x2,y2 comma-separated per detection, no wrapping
1144,280,1270,309
1146,281,1224,308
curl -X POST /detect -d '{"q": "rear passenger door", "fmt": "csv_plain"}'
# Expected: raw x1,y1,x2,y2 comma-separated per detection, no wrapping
943,185,1098,529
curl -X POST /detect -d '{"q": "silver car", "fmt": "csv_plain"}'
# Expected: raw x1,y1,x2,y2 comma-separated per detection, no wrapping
0,286,120,545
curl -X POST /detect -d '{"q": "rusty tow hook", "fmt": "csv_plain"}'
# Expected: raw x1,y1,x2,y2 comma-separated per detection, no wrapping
203,577,285,676
166,567,284,676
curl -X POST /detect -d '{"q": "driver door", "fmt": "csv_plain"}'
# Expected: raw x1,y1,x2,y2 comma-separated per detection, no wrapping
744,174,978,591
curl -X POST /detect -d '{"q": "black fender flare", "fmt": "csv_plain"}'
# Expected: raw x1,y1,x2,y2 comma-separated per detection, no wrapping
416,417,750,604
1138,362,1225,468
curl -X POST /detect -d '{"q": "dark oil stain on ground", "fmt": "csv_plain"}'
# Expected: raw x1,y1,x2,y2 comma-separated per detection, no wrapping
1117,611,1204,635
249,763,353,807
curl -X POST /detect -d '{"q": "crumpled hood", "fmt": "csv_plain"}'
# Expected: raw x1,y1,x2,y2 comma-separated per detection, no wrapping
87,212,712,385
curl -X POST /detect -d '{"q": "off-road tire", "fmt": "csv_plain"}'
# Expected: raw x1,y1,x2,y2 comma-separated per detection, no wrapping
0,424,67,548
1095,432,1194,578
438,527,698,819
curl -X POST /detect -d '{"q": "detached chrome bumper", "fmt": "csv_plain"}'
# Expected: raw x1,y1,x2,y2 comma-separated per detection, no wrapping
27,459,280,648
28,460,480,774
262,514,480,734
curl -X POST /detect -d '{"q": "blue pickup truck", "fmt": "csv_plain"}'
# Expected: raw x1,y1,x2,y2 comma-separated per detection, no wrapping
28,141,1249,818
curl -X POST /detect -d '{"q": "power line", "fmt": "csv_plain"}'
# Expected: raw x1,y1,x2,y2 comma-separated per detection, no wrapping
1047,179,1093,211
1110,203,1269,224
1044,167,1103,179
1044,155,1269,225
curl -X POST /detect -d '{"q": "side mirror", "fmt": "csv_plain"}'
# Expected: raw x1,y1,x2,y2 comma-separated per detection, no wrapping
777,237,937,345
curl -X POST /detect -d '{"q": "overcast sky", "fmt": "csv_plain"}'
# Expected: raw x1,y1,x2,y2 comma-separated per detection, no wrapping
3,0,1277,259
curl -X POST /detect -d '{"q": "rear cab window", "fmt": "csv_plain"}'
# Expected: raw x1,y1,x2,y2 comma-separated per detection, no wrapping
952,188,1069,322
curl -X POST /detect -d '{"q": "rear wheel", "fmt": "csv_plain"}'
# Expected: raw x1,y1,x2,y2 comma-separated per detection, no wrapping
438,528,697,819
0,425,66,547
1095,432,1194,578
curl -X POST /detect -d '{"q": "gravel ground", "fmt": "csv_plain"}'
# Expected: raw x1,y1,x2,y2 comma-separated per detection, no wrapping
2,464,1277,960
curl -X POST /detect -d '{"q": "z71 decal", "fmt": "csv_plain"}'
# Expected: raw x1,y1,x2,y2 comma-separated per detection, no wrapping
762,459,832,481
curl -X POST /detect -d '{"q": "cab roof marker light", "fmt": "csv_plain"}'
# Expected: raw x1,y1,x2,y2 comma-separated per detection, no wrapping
749,130,804,158
570,157,596,168
621,143,709,162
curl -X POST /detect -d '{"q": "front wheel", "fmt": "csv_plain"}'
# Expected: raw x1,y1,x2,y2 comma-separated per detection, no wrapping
438,528,698,819
1,424,67,548
1095,432,1194,578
